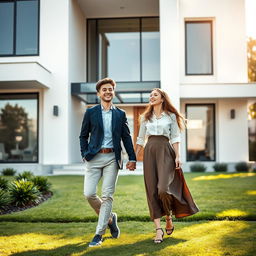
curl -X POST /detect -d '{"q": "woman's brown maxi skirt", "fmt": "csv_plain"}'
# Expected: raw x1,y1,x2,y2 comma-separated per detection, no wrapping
143,136,199,220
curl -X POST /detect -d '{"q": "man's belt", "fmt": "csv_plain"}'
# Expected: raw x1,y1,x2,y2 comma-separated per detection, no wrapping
99,148,114,153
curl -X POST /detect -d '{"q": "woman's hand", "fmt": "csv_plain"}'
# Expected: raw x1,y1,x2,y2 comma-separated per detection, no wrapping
175,156,182,169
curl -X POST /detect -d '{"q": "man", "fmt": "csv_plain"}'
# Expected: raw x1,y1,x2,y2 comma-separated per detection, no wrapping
79,78,136,247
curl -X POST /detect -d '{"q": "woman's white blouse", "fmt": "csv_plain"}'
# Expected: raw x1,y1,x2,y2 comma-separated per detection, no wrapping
136,112,181,146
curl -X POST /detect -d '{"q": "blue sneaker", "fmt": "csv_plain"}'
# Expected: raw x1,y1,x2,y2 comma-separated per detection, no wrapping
108,212,120,238
89,234,102,247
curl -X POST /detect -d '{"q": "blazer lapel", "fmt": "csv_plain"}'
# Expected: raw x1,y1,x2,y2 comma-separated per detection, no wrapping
96,104,104,131
112,108,117,133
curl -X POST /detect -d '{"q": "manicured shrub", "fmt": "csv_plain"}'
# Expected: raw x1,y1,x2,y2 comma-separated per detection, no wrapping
31,176,51,193
9,179,40,206
0,177,9,190
235,162,249,172
190,163,206,172
15,171,34,181
1,168,16,176
213,163,228,172
0,189,10,209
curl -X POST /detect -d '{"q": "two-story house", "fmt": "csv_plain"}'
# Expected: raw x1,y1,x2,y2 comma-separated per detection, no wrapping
0,0,255,174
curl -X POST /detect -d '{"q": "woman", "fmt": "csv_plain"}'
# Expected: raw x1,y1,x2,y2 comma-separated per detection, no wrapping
136,88,199,244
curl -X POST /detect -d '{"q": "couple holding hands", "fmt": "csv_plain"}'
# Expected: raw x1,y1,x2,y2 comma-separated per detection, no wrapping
79,78,199,247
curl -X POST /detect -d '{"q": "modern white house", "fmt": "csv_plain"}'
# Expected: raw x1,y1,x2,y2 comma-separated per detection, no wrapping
0,0,255,174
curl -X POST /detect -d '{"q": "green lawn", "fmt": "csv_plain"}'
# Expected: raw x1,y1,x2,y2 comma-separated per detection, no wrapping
0,172,255,222
0,221,255,256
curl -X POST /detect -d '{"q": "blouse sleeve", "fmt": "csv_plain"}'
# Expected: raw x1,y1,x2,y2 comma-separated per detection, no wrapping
170,113,181,144
136,116,146,146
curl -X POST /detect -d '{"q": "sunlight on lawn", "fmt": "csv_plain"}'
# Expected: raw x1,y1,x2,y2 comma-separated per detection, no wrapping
217,209,248,218
193,173,256,181
0,221,253,256
246,190,256,195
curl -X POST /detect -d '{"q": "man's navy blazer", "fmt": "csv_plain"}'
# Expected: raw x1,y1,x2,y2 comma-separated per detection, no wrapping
79,104,136,169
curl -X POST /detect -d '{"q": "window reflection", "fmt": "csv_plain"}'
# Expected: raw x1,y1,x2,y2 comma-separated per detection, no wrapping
185,21,213,75
88,17,160,82
16,0,39,55
0,94,38,162
98,19,140,81
248,102,256,161
142,18,160,81
186,104,215,161
0,2,14,55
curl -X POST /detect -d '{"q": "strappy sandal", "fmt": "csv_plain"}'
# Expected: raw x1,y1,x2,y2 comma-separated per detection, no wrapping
165,216,175,235
153,228,164,244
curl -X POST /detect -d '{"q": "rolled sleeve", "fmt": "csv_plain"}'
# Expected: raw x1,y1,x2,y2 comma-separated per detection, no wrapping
136,117,146,146
170,113,181,145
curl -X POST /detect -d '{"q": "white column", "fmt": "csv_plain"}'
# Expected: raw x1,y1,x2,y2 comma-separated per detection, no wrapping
160,0,180,109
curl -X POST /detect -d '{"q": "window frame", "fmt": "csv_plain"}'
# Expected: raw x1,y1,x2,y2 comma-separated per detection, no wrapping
0,0,40,57
86,16,160,82
185,20,213,76
185,103,216,162
0,92,39,163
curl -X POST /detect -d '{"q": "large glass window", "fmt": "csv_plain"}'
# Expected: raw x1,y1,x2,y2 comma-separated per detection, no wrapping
142,18,160,81
0,0,39,56
186,104,215,161
87,17,160,82
248,102,256,161
0,93,38,163
185,21,213,75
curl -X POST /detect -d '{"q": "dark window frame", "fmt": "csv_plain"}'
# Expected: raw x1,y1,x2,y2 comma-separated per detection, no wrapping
0,92,39,163
0,0,40,57
185,20,213,76
86,16,160,82
185,103,216,162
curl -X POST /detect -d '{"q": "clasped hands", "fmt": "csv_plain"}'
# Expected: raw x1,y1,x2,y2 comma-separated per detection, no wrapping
126,161,136,171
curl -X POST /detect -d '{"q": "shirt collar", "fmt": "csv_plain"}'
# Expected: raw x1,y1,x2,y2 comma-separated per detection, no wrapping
101,104,116,111
153,111,166,118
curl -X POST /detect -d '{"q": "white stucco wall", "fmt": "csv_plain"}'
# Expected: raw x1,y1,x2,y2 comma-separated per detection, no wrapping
68,0,86,163
180,0,247,84
160,0,180,109
40,0,70,164
217,98,249,162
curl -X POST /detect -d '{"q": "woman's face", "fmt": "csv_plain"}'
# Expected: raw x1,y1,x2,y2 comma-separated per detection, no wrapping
149,90,163,106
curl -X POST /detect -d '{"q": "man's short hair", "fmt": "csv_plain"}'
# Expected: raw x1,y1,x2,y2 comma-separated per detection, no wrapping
96,78,116,92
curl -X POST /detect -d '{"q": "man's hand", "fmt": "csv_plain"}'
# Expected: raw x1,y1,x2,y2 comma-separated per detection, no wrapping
126,161,136,171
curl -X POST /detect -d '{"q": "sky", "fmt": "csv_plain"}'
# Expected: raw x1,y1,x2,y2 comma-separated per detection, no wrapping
246,0,256,39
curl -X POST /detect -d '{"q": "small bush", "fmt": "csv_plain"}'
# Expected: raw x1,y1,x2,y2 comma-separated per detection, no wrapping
0,189,10,209
213,163,228,172
15,171,34,181
190,163,206,172
1,168,16,176
235,162,249,172
0,177,9,190
9,179,40,206
32,176,51,193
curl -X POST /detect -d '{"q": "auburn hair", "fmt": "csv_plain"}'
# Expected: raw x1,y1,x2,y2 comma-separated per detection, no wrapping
141,88,185,130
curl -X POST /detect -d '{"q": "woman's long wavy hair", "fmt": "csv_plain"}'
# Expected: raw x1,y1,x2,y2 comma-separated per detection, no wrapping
141,88,185,130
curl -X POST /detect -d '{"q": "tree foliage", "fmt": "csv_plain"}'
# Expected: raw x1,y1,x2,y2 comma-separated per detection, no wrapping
248,37,256,82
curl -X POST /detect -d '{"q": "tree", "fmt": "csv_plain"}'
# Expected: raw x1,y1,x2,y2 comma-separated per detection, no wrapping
0,104,29,154
248,37,256,82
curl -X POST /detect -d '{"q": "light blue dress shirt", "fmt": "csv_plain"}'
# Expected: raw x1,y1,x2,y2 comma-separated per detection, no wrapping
101,105,114,148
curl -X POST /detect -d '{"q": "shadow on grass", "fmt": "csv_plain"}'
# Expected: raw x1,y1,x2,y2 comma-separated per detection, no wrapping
11,237,186,256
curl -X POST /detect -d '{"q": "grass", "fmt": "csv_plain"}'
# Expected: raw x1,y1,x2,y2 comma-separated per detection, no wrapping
0,172,255,222
0,221,255,256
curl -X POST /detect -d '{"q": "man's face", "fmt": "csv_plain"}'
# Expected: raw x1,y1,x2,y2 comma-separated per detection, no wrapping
97,83,115,103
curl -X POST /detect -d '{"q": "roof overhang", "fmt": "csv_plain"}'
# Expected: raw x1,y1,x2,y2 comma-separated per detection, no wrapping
180,83,256,99
77,0,159,18
0,62,51,89
71,81,160,104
